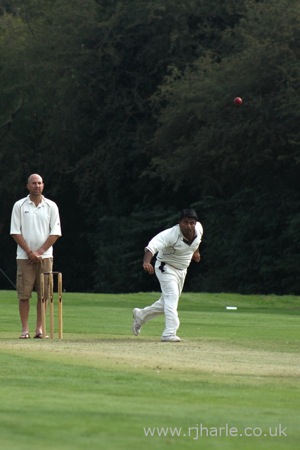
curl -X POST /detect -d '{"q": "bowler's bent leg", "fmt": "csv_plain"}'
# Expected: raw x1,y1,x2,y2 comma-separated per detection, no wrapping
138,297,165,324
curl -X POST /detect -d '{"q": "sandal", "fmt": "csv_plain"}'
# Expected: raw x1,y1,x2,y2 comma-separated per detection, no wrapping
33,333,49,339
19,332,30,339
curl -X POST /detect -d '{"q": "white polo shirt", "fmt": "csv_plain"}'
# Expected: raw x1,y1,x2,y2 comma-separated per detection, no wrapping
10,195,62,259
145,222,203,270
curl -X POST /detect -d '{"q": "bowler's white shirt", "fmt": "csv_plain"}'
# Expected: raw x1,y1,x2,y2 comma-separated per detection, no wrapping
146,222,203,270
10,195,62,259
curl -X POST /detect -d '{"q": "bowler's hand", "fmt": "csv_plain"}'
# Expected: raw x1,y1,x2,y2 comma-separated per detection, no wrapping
143,262,154,275
192,250,201,263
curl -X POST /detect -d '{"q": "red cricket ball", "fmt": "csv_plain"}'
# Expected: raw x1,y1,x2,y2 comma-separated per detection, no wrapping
234,97,243,105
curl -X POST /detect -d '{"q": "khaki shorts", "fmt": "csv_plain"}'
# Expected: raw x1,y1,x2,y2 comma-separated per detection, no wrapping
16,258,53,300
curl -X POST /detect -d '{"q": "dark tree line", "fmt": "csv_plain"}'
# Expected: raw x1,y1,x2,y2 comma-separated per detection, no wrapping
0,0,299,294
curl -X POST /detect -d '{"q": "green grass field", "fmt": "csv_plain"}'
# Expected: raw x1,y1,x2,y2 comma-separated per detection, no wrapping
0,290,299,450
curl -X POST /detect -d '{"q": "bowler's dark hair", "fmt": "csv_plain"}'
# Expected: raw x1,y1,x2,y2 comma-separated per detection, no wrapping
179,208,198,221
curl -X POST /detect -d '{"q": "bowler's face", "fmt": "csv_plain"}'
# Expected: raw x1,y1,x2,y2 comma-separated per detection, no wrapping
179,217,196,240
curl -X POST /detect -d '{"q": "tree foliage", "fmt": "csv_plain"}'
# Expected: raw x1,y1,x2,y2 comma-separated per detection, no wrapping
149,0,300,194
0,0,299,294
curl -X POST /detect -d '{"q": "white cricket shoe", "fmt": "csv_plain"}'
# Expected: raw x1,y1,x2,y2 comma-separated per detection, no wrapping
161,335,181,342
132,308,142,336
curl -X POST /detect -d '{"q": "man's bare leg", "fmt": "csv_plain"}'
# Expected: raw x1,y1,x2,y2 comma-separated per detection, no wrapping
19,299,30,337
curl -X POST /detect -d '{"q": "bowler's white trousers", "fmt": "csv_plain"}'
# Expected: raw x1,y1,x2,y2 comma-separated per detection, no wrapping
138,262,187,338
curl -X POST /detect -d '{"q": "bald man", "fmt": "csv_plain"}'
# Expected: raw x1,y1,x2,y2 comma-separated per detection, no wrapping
10,174,62,338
